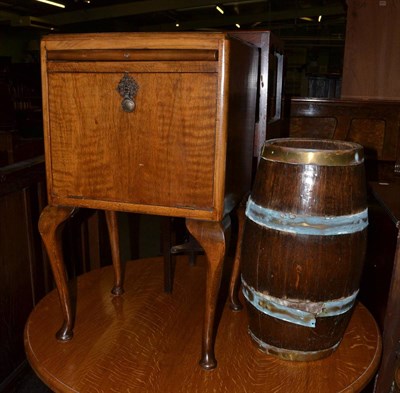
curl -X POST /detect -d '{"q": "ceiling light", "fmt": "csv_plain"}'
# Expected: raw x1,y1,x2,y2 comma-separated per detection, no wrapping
175,22,180,27
216,5,224,14
36,0,65,8
235,23,240,28
318,15,322,22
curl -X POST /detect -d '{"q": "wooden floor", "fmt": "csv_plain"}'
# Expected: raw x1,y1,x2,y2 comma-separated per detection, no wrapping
25,256,381,393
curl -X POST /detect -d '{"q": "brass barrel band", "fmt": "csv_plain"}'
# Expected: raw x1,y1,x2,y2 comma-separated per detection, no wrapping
246,197,368,236
248,330,340,362
241,277,358,328
261,138,364,166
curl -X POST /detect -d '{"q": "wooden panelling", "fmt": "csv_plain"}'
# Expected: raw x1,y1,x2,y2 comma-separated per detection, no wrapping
0,159,47,386
288,117,337,139
342,0,400,100
347,119,385,159
285,98,400,182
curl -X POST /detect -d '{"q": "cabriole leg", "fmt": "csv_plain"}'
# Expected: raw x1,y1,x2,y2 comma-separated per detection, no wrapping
229,203,246,311
105,210,124,296
38,205,77,341
186,215,231,370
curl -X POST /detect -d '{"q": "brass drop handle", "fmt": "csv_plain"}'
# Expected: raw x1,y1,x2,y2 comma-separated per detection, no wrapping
121,97,135,112
117,73,139,113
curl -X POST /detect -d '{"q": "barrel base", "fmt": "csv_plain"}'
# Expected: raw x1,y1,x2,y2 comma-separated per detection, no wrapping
248,329,340,362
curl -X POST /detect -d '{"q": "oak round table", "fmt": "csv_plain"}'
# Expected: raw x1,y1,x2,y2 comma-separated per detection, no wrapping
25,256,381,393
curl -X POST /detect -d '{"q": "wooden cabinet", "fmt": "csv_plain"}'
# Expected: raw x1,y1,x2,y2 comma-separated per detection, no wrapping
38,32,281,370
41,33,258,220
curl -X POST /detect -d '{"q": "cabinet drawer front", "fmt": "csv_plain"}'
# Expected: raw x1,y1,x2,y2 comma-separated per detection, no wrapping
47,72,217,210
46,49,218,62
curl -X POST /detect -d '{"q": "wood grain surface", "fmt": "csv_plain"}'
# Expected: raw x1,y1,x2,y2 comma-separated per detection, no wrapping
342,0,400,100
47,72,217,209
25,256,381,393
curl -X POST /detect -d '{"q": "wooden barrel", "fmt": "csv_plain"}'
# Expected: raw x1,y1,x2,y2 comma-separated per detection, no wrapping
241,138,368,361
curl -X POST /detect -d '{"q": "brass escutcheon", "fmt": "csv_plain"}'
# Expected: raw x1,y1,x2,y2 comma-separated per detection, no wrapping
116,73,139,113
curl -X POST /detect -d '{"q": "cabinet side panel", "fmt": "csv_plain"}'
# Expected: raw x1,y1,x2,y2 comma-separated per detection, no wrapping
224,39,259,211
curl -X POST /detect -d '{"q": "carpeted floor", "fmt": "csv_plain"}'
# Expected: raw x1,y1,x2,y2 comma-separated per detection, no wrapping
11,366,52,393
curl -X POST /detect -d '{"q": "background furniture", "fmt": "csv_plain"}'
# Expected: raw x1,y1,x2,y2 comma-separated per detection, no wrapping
0,63,44,166
284,97,400,182
0,157,47,389
342,0,400,100
369,183,400,393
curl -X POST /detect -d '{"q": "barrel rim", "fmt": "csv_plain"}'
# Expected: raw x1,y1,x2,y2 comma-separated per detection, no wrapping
261,138,364,166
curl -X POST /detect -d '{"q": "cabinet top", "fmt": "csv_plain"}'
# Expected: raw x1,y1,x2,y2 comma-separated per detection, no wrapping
40,31,274,51
42,32,230,49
